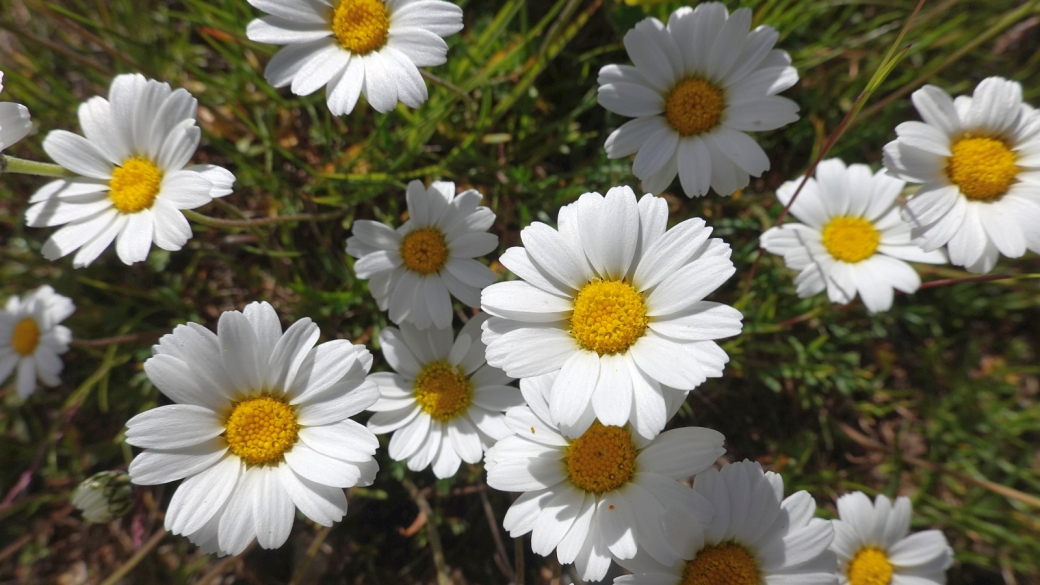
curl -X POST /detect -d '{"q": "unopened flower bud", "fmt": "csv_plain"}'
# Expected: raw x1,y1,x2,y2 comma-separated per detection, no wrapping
71,471,133,523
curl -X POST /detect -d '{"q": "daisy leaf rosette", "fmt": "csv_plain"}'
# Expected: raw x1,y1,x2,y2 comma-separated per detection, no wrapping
831,492,952,585
598,2,799,197
883,76,1040,273
25,73,235,268
126,302,380,557
486,372,726,582
346,180,498,330
0,285,74,400
0,71,32,153
760,159,947,313
365,313,522,478
245,0,463,115
480,186,742,440
615,460,838,585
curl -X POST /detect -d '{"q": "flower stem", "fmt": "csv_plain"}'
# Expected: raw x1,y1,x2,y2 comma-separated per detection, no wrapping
0,155,73,178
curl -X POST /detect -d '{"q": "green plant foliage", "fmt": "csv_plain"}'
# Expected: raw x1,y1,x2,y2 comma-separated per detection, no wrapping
1,0,1038,582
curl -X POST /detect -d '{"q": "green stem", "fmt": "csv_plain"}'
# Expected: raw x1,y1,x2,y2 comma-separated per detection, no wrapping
0,155,73,178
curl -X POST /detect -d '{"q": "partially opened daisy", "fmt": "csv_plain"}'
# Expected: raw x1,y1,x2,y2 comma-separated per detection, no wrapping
883,76,1040,273
486,372,725,582
0,286,74,400
25,73,235,268
126,302,380,556
598,3,799,196
246,0,463,115
480,186,741,440
760,159,947,313
365,313,521,478
830,492,952,585
347,180,498,330
0,71,32,153
615,460,838,585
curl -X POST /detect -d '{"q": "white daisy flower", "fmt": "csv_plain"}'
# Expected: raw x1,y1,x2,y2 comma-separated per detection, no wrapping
0,285,74,400
245,0,463,115
760,159,947,313
598,2,799,197
366,313,521,478
830,492,953,585
486,372,725,582
25,73,235,268
883,76,1040,273
126,302,380,557
0,71,32,153
346,180,498,330
480,186,742,440
615,460,838,585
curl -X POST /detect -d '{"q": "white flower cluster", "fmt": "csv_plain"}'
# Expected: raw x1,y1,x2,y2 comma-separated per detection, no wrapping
9,0,1014,580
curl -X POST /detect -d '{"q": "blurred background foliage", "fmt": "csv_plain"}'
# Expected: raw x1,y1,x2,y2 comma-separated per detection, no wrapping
1,0,1039,583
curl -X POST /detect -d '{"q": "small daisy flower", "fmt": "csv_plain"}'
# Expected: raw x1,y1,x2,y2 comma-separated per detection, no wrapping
598,3,799,197
25,73,235,268
0,285,74,400
883,77,1040,273
760,159,947,313
346,180,498,330
71,471,134,524
0,71,32,153
486,372,725,582
480,186,741,440
366,313,521,478
245,0,463,115
615,460,838,585
831,492,953,585
126,302,380,557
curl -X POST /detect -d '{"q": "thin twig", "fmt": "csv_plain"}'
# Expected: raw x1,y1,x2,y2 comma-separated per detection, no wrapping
401,477,450,585
479,487,515,582
918,272,1039,289
838,423,1040,508
71,331,165,347
98,528,168,585
421,70,477,108
195,541,257,585
183,207,348,228
287,525,333,585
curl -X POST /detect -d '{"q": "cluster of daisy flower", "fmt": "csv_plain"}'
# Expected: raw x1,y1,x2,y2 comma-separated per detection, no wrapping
11,0,1037,580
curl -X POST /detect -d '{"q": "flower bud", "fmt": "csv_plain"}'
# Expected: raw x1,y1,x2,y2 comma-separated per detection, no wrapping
71,471,133,523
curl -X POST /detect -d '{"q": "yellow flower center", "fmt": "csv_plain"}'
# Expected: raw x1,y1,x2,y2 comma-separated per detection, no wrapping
331,0,390,55
224,396,299,466
946,136,1018,201
847,547,894,585
569,280,648,355
109,156,162,214
414,361,472,421
11,318,40,356
681,543,760,585
565,422,637,494
821,216,880,263
400,228,449,275
665,77,725,137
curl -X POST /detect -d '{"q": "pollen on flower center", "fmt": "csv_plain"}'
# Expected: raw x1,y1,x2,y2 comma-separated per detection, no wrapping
400,228,449,275
414,361,473,421
665,77,725,136
109,156,162,214
565,422,636,494
224,396,299,466
331,0,390,55
11,317,40,356
946,136,1018,201
681,542,760,585
821,216,880,263
570,280,648,355
847,547,894,585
